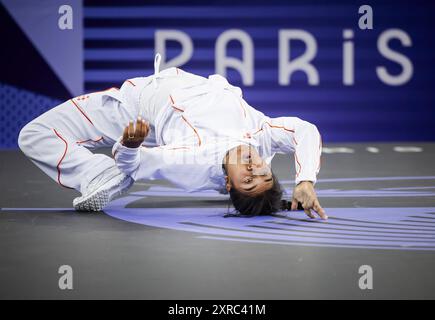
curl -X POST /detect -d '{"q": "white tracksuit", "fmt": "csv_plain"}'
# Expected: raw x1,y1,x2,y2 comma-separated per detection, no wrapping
18,57,322,194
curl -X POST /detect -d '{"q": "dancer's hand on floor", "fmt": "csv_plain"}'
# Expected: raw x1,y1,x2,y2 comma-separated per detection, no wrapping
291,181,327,220
121,117,149,148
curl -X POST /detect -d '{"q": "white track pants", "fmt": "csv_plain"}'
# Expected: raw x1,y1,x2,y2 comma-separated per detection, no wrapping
18,89,138,193
18,54,204,194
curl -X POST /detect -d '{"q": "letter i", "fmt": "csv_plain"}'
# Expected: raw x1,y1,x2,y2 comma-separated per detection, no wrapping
343,29,354,86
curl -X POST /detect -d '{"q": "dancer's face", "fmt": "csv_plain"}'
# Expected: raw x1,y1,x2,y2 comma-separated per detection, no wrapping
224,145,274,196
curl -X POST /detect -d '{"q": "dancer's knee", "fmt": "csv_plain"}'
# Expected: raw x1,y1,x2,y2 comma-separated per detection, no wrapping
18,122,44,156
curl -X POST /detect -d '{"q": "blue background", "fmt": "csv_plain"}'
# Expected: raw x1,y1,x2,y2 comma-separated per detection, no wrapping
1,0,435,148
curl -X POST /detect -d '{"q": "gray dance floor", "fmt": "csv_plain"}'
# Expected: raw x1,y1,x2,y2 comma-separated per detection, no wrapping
1,142,435,299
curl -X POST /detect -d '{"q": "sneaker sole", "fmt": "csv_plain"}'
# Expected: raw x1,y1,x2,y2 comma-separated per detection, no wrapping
73,175,134,212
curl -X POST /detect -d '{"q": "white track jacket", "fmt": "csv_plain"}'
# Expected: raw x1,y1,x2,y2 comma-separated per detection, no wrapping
110,66,322,192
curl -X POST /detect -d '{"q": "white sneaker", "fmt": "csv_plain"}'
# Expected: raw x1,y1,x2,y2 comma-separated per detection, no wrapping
73,166,134,212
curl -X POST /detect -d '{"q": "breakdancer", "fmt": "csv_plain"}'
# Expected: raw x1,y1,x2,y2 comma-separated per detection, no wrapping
18,54,326,219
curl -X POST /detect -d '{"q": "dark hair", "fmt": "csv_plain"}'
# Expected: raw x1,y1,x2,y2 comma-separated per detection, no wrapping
228,173,284,216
